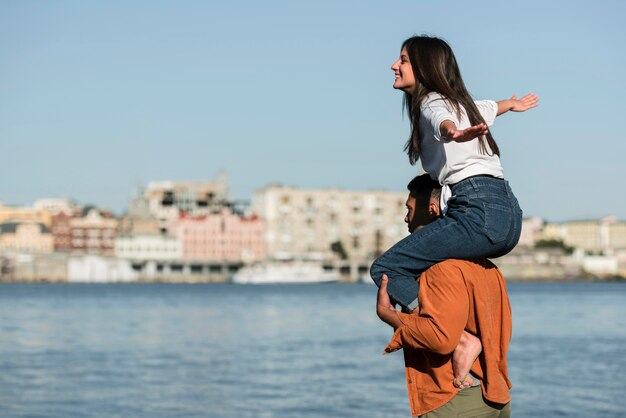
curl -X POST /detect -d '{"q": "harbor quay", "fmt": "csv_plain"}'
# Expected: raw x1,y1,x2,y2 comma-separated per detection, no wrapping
0,248,623,283
0,252,373,283
2,174,626,283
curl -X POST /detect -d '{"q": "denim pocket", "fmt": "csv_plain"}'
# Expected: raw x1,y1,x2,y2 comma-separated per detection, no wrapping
483,202,512,244
447,193,470,213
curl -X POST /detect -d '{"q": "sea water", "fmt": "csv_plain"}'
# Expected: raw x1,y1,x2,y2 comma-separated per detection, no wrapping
1,281,625,418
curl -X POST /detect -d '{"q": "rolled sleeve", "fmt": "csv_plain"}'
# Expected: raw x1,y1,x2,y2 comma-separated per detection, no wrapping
383,263,469,355
475,99,498,126
421,95,456,142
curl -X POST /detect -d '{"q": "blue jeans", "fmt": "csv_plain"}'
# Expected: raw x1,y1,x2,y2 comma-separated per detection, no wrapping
370,176,522,311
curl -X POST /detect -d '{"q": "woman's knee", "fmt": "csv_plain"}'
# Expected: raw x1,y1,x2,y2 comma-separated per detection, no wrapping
369,257,387,285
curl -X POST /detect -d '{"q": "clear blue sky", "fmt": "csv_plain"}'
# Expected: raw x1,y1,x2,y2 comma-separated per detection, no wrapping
1,0,625,221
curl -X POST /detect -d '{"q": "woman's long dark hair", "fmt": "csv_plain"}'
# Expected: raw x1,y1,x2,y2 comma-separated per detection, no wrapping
401,36,500,165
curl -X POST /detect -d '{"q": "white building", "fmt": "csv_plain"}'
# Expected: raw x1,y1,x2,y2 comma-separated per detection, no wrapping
572,249,619,276
252,185,408,262
33,198,77,215
115,235,182,261
67,255,138,282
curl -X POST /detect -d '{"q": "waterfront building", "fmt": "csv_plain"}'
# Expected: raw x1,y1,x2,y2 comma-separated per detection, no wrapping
608,221,626,250
518,217,544,247
143,171,230,225
118,194,163,236
33,198,78,216
67,255,137,283
251,185,407,262
0,203,52,227
169,207,266,263
50,211,73,252
1,252,68,282
0,222,54,253
578,253,619,276
615,249,626,276
493,246,582,280
115,235,182,261
541,222,567,243
540,216,626,254
69,208,118,256
563,220,605,252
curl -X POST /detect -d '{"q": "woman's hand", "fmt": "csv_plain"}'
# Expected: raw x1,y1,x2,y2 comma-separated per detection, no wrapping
440,120,489,143
497,93,539,115
509,93,539,112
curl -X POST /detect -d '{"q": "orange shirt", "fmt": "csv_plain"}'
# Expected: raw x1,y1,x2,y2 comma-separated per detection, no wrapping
384,259,512,417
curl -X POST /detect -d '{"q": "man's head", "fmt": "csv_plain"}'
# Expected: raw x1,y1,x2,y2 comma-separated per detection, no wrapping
405,174,442,233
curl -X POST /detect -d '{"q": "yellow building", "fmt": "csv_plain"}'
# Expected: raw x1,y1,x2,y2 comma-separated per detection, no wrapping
540,223,565,242
0,203,52,227
540,217,626,253
609,222,626,250
0,222,54,253
563,221,603,251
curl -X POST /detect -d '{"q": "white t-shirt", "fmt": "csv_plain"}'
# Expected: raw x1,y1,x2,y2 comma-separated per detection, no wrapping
419,92,503,185
418,92,504,213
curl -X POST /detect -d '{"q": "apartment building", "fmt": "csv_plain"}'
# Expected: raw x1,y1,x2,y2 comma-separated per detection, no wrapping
143,172,230,224
0,222,54,253
0,203,51,227
118,194,162,236
49,211,73,252
169,208,265,263
251,185,408,262
69,208,118,255
540,216,626,253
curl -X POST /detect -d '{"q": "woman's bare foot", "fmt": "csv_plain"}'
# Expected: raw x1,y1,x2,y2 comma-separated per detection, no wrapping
452,331,482,387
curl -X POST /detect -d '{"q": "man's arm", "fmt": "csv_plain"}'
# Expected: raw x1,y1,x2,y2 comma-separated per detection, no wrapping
376,275,402,329
386,262,469,354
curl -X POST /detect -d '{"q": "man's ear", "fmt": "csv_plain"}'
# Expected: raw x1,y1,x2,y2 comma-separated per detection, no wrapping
429,201,441,218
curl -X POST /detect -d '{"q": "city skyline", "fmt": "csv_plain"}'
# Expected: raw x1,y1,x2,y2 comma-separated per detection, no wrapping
2,1,625,221
2,175,624,225
2,178,625,282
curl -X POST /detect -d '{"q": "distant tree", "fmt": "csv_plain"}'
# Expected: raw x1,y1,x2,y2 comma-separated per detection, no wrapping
330,241,348,260
534,239,574,254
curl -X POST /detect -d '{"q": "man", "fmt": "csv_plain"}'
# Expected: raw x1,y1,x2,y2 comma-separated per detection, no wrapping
376,174,512,417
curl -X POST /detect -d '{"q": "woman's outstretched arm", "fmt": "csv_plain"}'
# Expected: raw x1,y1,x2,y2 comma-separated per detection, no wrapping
439,120,489,143
497,93,539,116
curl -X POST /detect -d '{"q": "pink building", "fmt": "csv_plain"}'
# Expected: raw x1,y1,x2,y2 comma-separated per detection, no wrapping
170,208,266,262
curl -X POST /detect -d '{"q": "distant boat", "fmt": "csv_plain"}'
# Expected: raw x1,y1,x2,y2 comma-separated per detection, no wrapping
231,262,340,284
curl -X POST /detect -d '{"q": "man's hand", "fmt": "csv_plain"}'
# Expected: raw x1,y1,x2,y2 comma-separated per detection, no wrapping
376,275,402,329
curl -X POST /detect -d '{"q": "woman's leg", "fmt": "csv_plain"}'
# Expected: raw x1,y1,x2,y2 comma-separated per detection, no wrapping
370,208,490,310
492,180,523,258
370,177,521,311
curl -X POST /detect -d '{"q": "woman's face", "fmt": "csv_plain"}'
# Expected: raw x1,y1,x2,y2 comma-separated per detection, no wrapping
391,47,416,94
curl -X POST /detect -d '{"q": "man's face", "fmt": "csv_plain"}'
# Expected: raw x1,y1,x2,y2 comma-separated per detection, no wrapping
405,192,433,233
